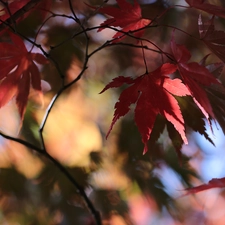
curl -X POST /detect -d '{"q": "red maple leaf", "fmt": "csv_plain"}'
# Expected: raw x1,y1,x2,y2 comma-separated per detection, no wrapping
90,0,151,42
0,32,48,118
184,177,225,195
185,0,225,19
100,63,190,154
198,15,225,63
171,35,220,120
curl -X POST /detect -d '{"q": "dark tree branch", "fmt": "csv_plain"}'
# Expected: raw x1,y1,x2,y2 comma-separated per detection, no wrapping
0,0,42,32
0,130,102,225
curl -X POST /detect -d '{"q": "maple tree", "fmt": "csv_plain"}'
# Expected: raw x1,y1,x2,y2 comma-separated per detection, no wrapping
0,0,225,225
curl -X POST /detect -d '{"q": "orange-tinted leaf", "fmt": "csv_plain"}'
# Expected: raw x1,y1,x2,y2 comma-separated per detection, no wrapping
89,0,151,42
198,15,225,63
171,35,220,120
185,177,225,195
186,0,225,19
100,63,190,154
0,32,48,119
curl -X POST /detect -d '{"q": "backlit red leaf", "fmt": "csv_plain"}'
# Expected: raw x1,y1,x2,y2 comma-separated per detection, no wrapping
186,0,225,19
171,35,220,120
99,76,133,93
0,32,48,119
100,63,191,154
90,0,151,42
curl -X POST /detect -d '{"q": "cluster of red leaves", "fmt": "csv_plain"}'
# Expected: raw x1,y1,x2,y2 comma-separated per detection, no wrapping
96,0,225,154
100,64,191,154
0,0,225,196
95,0,225,195
0,32,48,118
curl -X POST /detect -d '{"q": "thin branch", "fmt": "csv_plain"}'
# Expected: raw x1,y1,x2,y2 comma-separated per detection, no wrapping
0,0,16,30
0,2,102,224
159,24,199,40
18,33,66,82
68,0,80,23
44,153,102,225
0,130,102,225
35,2,101,223
141,41,148,73
0,0,42,33
0,130,43,153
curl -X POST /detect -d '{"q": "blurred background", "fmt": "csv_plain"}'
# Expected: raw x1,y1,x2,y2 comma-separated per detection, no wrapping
0,0,225,224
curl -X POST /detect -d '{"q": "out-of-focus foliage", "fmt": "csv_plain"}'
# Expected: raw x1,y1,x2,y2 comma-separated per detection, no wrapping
0,0,225,225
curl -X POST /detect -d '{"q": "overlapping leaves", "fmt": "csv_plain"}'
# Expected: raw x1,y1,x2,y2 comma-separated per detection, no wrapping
171,35,221,121
186,0,225,19
0,32,48,118
100,63,191,154
198,15,225,63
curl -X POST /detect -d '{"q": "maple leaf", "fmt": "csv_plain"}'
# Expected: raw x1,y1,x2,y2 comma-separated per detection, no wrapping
171,35,221,121
0,32,48,118
198,15,225,63
90,0,151,42
184,177,225,195
177,96,214,146
185,0,225,19
199,54,224,78
100,63,191,154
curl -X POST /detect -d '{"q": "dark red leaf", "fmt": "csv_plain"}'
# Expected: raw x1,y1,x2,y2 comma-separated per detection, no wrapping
99,76,133,94
186,0,225,19
100,63,191,154
0,32,48,119
198,15,225,63
88,0,151,42
177,96,214,146
171,35,220,120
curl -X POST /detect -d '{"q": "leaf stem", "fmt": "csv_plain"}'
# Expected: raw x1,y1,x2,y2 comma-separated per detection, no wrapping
141,41,148,74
